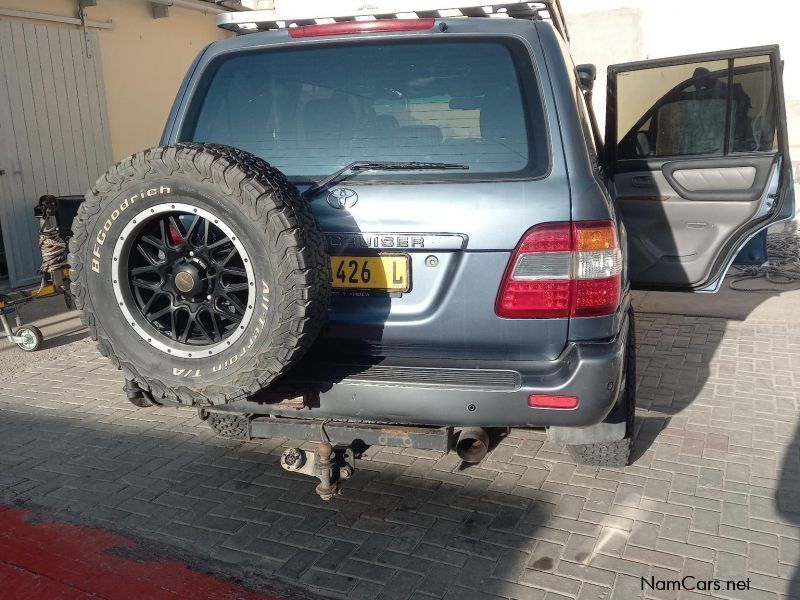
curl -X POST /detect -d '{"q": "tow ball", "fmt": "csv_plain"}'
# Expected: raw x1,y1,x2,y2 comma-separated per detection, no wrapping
279,442,355,501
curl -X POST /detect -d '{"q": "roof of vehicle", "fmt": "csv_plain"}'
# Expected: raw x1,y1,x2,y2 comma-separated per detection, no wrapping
216,1,569,41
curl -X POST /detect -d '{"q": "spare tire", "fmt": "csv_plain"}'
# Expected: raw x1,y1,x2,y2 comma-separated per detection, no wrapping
69,143,330,405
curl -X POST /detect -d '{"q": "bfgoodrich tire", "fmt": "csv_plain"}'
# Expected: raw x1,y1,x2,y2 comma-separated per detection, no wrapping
69,143,330,406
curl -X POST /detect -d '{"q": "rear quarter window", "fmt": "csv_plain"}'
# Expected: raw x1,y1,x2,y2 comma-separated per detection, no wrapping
180,38,549,182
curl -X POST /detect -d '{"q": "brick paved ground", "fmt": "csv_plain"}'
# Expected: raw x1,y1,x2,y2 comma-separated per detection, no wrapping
1,311,799,599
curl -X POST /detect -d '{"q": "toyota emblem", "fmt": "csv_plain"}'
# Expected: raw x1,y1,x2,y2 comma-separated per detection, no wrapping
326,188,358,210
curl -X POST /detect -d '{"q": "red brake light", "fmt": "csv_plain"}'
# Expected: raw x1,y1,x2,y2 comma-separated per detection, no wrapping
497,280,572,319
573,276,621,317
496,221,622,319
288,19,436,39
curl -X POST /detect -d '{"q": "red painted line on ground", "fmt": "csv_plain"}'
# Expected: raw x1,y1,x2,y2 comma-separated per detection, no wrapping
0,505,280,600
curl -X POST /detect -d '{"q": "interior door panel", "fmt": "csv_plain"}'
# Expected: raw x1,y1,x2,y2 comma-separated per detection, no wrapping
606,46,793,291
614,156,778,285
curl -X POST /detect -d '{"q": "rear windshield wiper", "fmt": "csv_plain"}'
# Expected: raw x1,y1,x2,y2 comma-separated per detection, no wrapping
301,161,469,199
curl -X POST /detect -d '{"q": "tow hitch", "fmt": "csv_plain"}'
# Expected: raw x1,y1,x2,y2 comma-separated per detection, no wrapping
277,420,357,500
201,412,456,500
280,442,355,501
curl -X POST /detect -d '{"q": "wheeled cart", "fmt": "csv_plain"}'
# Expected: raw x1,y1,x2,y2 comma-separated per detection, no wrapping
1,195,75,352
0,267,71,352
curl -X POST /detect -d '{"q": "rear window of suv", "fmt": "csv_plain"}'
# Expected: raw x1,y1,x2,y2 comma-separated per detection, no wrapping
181,38,549,182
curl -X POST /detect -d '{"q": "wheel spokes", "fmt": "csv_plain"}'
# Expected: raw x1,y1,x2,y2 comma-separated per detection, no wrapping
185,215,202,243
222,266,247,278
131,277,161,291
178,314,193,344
208,236,232,250
222,282,249,292
130,264,161,276
135,243,161,266
194,310,217,344
125,209,251,348
148,304,173,322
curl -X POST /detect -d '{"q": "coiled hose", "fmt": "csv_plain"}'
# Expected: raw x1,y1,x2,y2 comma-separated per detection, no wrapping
39,222,68,275
729,222,800,291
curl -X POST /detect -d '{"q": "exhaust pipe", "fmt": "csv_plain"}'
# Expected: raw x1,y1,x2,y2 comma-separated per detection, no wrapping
455,428,490,464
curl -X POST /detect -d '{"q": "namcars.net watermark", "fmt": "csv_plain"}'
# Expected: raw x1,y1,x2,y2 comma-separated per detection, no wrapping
642,576,751,593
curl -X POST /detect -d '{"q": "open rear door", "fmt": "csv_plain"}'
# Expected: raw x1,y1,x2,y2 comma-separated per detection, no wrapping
606,46,794,291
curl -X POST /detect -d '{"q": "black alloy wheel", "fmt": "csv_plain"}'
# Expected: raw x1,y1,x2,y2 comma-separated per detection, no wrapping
123,210,251,348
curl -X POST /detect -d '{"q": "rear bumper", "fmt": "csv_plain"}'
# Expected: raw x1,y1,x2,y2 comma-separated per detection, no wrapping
227,312,629,428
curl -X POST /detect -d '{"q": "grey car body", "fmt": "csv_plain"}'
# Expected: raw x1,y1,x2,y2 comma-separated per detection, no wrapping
160,16,793,444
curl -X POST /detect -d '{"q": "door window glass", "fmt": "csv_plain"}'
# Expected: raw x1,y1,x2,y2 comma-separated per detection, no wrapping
616,59,728,159
616,55,776,160
730,55,776,153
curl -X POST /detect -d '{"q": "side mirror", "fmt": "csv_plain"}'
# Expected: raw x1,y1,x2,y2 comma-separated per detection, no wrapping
576,64,597,93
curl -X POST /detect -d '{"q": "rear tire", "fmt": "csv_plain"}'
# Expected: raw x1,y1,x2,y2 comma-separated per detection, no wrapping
567,307,636,467
566,437,631,467
206,412,250,439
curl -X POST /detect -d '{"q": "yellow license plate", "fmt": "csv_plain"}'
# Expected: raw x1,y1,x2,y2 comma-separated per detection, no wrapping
331,255,410,292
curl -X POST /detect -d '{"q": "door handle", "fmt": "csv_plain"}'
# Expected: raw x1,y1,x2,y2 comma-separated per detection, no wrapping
0,169,5,176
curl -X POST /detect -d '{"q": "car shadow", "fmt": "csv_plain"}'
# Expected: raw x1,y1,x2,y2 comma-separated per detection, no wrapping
0,406,619,598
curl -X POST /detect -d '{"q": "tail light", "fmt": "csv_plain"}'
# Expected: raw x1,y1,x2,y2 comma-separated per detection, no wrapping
496,221,622,319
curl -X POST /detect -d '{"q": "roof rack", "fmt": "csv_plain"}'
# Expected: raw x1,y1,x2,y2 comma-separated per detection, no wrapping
215,1,569,41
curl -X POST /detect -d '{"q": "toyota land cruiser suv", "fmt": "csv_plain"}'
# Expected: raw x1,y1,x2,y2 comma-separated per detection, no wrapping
70,1,794,471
